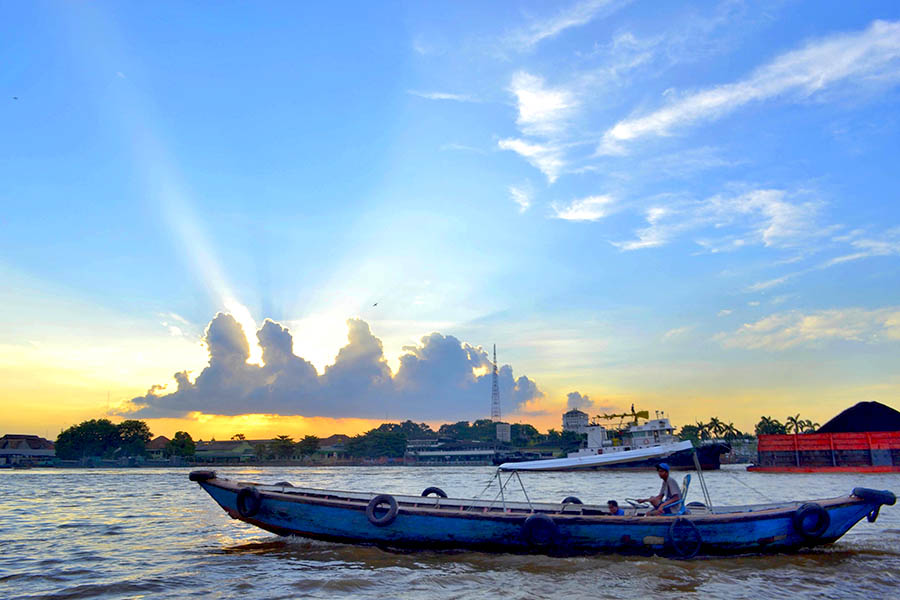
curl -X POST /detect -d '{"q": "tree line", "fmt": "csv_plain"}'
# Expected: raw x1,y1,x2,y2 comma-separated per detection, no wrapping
678,414,821,443
55,419,195,460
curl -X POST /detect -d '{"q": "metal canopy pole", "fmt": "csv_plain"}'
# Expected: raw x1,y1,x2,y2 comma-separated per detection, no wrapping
692,450,714,511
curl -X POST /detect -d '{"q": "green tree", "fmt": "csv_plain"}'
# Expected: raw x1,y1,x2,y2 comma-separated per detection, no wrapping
755,416,787,435
296,435,320,457
678,424,702,444
346,427,407,458
786,414,803,434
55,419,121,459
695,421,711,440
800,419,820,433
511,423,541,446
254,442,268,460
270,435,295,459
165,431,196,457
707,417,725,438
117,420,152,457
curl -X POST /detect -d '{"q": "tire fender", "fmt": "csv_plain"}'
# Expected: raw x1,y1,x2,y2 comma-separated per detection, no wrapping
561,496,583,505
366,494,399,527
792,503,830,539
421,487,447,498
522,513,558,547
236,487,262,518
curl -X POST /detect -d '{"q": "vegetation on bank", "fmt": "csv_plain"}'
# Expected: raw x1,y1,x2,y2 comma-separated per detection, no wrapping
677,414,821,443
53,412,822,460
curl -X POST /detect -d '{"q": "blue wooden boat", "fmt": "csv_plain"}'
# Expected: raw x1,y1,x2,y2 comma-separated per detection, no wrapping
189,470,894,558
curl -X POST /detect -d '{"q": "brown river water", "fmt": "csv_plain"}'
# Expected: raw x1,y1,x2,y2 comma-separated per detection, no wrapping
2,466,898,599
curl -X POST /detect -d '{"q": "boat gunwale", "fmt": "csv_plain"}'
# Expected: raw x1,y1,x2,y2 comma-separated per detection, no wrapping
199,476,866,526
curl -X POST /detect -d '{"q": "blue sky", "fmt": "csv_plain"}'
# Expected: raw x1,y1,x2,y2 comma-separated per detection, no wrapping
2,1,899,438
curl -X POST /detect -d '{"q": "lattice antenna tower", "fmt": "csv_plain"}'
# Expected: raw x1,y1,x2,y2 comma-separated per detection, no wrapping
491,344,501,421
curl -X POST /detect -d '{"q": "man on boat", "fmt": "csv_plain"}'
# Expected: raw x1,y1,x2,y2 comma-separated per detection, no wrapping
607,500,625,515
639,463,681,515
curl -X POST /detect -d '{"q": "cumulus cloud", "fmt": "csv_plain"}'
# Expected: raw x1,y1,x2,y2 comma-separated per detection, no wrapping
122,313,544,420
715,307,900,350
600,19,900,153
566,390,614,414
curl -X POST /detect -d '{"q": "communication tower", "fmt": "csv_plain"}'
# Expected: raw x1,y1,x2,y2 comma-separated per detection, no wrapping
491,344,501,421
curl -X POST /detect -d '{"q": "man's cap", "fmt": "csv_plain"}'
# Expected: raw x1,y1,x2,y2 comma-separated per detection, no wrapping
656,462,670,472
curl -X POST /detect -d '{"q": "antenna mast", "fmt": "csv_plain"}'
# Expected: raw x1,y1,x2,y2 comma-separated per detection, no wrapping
491,344,501,421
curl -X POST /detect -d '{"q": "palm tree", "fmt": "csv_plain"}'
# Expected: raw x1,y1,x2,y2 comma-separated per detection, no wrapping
800,419,820,433
707,417,725,439
722,422,740,440
695,421,711,441
786,414,803,435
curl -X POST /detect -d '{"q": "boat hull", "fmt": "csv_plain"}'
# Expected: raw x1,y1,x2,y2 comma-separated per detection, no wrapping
192,474,893,557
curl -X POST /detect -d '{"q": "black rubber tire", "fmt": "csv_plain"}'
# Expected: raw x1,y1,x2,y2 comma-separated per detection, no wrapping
273,481,294,487
668,517,702,559
421,487,447,498
522,513,558,547
188,470,216,482
792,503,830,539
236,487,262,518
366,494,399,527
561,496,583,505
852,488,897,506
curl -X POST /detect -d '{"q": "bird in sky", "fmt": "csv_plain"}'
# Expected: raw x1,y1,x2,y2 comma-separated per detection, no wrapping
12,97,17,100
372,302,378,307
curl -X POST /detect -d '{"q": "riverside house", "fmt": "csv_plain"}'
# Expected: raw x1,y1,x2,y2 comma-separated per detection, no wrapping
194,440,256,463
0,434,55,466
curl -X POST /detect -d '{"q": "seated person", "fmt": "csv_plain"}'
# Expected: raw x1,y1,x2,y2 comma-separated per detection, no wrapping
638,463,681,515
607,500,625,515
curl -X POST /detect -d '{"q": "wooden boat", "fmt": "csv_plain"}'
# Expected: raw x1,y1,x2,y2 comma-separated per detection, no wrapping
188,470,895,558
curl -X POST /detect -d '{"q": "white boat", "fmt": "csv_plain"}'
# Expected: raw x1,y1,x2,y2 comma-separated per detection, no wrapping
499,439,694,471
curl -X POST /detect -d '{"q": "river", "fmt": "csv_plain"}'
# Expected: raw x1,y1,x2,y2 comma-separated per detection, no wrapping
2,466,898,599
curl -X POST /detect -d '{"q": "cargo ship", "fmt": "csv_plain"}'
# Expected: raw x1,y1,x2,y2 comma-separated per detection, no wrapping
749,402,900,473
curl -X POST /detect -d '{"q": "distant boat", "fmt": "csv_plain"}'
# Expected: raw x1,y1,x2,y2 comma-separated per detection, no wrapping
502,409,730,471
499,440,696,471
189,470,895,558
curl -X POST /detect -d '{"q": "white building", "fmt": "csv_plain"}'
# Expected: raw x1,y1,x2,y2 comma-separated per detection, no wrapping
495,422,511,442
562,409,589,433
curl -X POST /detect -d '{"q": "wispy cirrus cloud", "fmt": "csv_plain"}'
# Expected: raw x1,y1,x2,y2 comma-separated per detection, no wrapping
600,19,900,153
823,227,900,266
498,72,578,182
716,307,900,350
408,90,479,102
508,184,533,213
507,0,628,51
614,189,822,252
498,138,566,183
552,194,614,221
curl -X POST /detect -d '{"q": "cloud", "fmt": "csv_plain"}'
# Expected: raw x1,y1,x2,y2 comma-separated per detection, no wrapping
822,226,900,266
600,19,900,153
509,72,577,137
614,189,822,252
715,307,900,350
566,390,615,414
507,0,626,50
717,309,732,317
508,184,532,213
552,194,614,221
662,325,693,340
498,138,565,182
122,313,544,421
408,90,478,102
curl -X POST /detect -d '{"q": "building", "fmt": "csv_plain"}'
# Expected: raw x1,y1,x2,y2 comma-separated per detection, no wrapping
405,439,499,466
194,440,256,463
495,422,511,443
317,434,350,460
562,409,589,433
146,436,170,460
0,434,55,465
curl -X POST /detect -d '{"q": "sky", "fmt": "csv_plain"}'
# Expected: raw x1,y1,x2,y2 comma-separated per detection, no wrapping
2,1,899,441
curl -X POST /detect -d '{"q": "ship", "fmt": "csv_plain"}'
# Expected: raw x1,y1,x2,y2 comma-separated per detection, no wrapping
499,409,729,472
